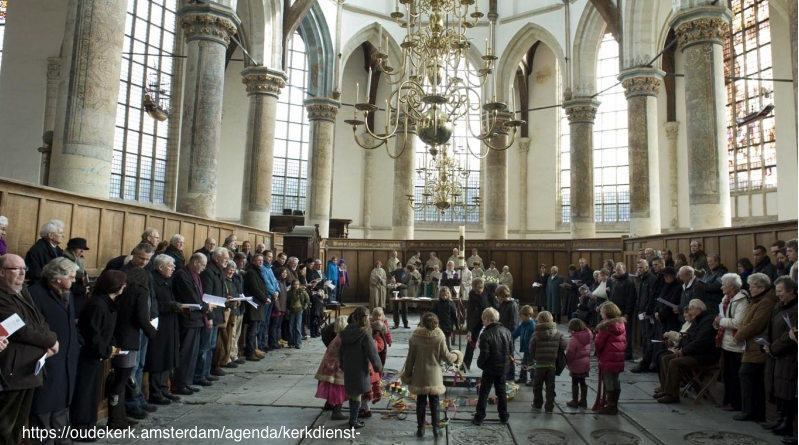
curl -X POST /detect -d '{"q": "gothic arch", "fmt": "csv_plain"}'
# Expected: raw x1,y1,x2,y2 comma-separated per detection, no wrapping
338,23,404,94
236,0,282,68
571,3,606,96
496,23,566,103
296,3,334,98
623,0,673,69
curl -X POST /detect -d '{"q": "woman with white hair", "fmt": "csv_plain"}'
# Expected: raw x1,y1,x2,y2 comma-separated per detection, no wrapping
145,254,182,405
28,257,81,438
0,215,8,255
24,219,65,280
713,273,750,412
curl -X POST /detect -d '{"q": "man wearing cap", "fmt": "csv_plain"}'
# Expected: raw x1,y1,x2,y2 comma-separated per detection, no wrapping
63,237,90,318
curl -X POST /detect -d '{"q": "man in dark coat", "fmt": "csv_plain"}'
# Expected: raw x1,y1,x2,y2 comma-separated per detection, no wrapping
678,266,706,323
28,258,81,444
610,262,637,360
657,300,720,403
195,238,217,263
242,254,270,361
545,266,564,321
463,278,499,370
145,254,182,404
577,258,595,288
701,254,728,315
0,254,59,445
753,245,780,284
24,220,65,280
171,253,208,395
199,247,229,381
632,258,659,373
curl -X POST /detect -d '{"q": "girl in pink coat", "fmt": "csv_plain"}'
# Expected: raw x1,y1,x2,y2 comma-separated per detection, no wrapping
565,318,592,408
594,302,627,415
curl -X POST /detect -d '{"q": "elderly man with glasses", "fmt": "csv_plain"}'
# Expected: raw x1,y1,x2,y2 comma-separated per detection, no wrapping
25,220,66,280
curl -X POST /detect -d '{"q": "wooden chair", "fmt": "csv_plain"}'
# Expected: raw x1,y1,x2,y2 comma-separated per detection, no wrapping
679,357,723,405
322,309,334,327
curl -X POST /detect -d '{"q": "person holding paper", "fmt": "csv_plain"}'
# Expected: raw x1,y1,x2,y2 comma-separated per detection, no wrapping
0,254,59,444
28,258,81,441
199,247,230,382
713,273,750,413
171,253,208,395
242,254,270,361
145,254,182,405
655,267,683,332
631,258,660,373
763,276,798,437
533,265,549,312
70,270,127,435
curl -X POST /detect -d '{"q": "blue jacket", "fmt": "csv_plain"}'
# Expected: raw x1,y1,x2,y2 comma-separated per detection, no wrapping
260,264,280,296
511,319,536,354
326,261,339,285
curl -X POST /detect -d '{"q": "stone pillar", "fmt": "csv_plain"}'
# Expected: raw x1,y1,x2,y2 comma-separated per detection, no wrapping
362,148,373,238
670,6,732,230
664,122,680,230
563,98,600,239
517,137,531,239
175,3,239,219
790,0,798,139
485,114,510,239
304,98,340,239
49,0,127,198
392,117,416,240
239,67,287,231
39,58,60,186
618,67,664,237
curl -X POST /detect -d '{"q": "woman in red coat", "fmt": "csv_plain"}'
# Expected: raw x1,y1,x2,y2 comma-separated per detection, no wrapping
594,302,627,415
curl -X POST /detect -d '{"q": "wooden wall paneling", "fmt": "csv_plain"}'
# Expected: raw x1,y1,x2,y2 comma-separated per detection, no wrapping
553,252,569,278
520,251,537,303
718,235,736,269
164,219,181,245
777,229,797,241
538,251,554,271
754,232,771,250
4,193,40,254
492,252,507,272
42,200,74,239
194,225,208,249
703,237,720,258
180,221,197,252
736,234,753,262
146,216,165,239
356,250,374,303
677,239,690,258
72,206,102,270
97,210,125,274
589,252,603,270
124,213,146,251
505,251,521,296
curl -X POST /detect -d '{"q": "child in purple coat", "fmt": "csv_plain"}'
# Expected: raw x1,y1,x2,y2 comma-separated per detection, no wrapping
565,318,592,408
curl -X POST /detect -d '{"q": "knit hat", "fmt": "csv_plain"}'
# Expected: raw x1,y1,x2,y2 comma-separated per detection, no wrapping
339,259,345,265
662,266,677,277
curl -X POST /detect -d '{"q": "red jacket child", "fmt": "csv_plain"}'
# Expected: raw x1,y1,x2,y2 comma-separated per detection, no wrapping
594,316,626,374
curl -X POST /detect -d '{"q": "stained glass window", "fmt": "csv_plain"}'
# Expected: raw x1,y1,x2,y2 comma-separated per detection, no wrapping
111,0,176,203
592,34,630,223
271,32,310,214
724,0,776,192
559,103,571,224
414,60,481,223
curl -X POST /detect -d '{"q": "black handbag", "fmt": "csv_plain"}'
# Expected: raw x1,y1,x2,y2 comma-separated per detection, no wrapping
555,348,567,376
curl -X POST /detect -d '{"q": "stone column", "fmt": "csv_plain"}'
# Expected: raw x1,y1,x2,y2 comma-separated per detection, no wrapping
618,67,664,237
790,0,798,139
49,0,127,198
175,3,239,219
485,113,510,239
392,117,416,240
304,98,340,239
239,67,287,231
664,122,680,230
39,58,61,186
670,6,732,230
362,148,373,238
517,137,531,239
563,97,600,239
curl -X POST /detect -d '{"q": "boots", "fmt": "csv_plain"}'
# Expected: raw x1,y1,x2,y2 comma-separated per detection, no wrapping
430,403,441,437
331,404,347,420
598,390,619,415
348,399,364,429
771,400,795,436
106,394,138,429
566,385,580,408
416,403,425,437
579,383,588,408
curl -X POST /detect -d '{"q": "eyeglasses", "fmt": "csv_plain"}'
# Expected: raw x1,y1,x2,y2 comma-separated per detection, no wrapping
2,267,28,272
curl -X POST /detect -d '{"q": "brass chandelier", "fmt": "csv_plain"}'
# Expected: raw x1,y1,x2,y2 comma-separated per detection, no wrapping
409,143,481,215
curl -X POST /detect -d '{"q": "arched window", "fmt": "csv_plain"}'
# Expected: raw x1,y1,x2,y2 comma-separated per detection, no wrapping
111,0,177,203
0,1,8,73
414,60,481,224
724,0,776,193
592,34,629,223
271,32,310,214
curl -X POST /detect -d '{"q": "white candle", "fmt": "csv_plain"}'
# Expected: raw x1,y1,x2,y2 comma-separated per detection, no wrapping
356,82,359,104
510,85,515,113
379,24,383,51
366,67,372,102
459,225,465,237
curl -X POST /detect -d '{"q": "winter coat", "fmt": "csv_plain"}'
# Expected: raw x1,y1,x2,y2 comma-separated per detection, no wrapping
753,257,779,284
690,251,709,273
466,287,499,331
528,321,567,367
201,261,227,326
242,267,268,322
314,335,345,386
172,268,207,328
145,271,180,373
499,299,520,333
29,281,80,413
25,238,64,280
734,287,778,363
534,272,549,307
272,281,288,314
0,283,58,391
431,299,458,334
678,279,706,323
546,274,564,314
114,279,157,351
716,290,750,353
321,323,337,348
610,273,637,318
702,265,729,301
326,261,339,285
62,249,88,315
765,297,798,400
637,270,658,316
566,328,593,377
287,287,309,312
164,245,185,271
656,279,683,329
339,324,382,396
595,317,627,373
401,327,462,395
76,293,117,361
477,322,513,375
678,311,721,366
511,319,535,354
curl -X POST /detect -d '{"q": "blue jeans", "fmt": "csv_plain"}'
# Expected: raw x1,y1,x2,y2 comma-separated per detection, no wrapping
289,312,303,347
125,330,148,410
268,315,284,348
194,325,217,382
258,302,273,349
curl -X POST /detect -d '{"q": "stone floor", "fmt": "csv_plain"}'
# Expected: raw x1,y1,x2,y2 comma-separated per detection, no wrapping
95,311,792,445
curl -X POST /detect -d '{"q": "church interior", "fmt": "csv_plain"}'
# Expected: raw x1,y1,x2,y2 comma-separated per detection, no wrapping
0,0,798,443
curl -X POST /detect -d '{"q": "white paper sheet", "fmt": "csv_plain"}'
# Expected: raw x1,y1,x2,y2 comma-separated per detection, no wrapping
532,282,541,288
755,337,771,346
245,298,259,309
656,298,679,309
180,303,203,310
202,294,227,306
0,313,25,337
150,318,159,329
638,313,645,321
35,352,47,375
